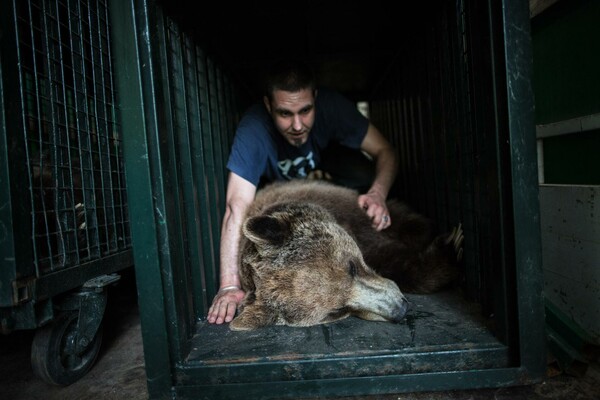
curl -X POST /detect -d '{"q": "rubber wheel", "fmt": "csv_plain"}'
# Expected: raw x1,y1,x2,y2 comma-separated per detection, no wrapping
31,311,103,385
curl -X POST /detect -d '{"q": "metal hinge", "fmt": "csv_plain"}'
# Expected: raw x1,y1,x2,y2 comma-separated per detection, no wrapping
12,279,33,305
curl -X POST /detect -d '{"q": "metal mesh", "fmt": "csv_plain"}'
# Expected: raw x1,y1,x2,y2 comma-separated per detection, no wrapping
14,0,130,273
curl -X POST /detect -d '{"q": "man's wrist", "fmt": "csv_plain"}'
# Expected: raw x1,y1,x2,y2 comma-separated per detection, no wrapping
219,285,240,292
368,183,388,199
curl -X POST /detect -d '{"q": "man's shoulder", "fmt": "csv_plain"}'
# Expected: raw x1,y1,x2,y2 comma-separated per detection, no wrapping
240,103,270,124
315,87,354,110
237,103,274,139
316,87,342,102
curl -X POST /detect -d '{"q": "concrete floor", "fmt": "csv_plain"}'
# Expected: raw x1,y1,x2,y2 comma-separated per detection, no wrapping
2,273,599,400
1,270,148,400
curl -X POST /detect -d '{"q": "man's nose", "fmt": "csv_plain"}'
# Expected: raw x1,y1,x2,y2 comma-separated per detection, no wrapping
292,115,303,131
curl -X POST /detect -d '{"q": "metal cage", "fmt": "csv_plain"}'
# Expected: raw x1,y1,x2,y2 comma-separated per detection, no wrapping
1,0,132,385
116,0,544,398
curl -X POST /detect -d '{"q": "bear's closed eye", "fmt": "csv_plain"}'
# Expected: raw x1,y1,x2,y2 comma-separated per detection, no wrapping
349,260,358,277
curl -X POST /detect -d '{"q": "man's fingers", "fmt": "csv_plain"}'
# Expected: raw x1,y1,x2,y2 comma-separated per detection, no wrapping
215,303,228,324
207,303,218,323
361,202,391,231
225,302,237,322
373,213,388,231
207,289,244,324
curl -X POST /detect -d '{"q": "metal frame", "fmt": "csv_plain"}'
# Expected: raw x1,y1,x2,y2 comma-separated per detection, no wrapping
1,0,133,332
109,0,545,398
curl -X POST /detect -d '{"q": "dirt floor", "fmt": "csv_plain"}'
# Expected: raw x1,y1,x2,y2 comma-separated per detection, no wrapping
1,270,148,400
2,272,599,400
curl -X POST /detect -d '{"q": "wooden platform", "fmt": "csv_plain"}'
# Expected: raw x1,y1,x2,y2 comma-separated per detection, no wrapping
179,290,511,386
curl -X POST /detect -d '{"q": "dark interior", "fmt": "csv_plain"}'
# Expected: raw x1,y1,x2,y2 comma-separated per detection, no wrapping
148,0,520,382
0,0,546,395
161,1,432,103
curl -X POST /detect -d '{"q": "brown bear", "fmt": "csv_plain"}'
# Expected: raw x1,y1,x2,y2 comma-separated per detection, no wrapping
229,179,463,331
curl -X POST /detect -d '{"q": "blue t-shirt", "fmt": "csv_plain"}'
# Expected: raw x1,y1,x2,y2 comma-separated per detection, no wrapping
227,88,369,186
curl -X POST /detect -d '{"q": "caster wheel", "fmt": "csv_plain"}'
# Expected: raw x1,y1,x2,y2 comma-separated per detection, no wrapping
31,311,103,385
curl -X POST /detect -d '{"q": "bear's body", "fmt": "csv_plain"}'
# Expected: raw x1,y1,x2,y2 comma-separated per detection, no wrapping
230,180,462,331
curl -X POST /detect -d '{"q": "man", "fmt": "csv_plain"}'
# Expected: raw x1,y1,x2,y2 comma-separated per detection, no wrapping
207,59,399,325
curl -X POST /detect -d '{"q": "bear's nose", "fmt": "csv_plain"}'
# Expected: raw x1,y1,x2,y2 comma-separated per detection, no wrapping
391,297,410,323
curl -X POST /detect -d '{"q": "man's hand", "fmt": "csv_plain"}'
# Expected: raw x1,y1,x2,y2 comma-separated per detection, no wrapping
207,287,246,324
306,169,332,181
358,190,391,231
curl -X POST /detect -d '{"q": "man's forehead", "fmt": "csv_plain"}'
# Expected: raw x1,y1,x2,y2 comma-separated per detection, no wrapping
271,89,315,110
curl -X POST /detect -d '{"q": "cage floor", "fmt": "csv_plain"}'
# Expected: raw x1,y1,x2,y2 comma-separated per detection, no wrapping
181,289,510,385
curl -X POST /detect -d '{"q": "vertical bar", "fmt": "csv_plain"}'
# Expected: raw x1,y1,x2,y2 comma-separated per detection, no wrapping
67,0,95,259
86,0,112,254
501,0,546,379
484,0,520,352
102,0,131,251
0,0,36,304
52,0,82,266
94,0,119,252
108,0,173,396
149,8,195,363
216,67,230,178
206,57,226,218
182,35,213,317
40,0,68,270
195,48,220,299
161,15,197,340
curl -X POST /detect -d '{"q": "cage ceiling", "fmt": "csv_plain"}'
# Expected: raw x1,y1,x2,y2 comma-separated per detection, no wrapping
161,0,427,101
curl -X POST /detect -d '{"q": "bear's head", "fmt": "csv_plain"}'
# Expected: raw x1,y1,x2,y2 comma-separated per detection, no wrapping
229,202,409,331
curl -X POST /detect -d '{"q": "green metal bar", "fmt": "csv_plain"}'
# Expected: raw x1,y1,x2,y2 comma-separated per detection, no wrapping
92,0,120,253
33,250,133,300
101,0,130,251
108,0,174,397
206,57,226,219
51,0,82,266
159,14,197,346
224,76,238,146
22,1,51,272
468,1,518,350
501,0,546,379
85,0,114,255
0,1,35,306
40,0,67,271
176,342,510,386
67,0,98,258
545,301,598,355
180,34,212,318
174,367,535,400
545,300,600,373
215,68,230,181
135,1,193,366
195,48,220,300
546,325,589,377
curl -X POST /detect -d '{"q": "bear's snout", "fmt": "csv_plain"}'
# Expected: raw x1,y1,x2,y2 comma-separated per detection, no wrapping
390,297,410,323
348,275,409,323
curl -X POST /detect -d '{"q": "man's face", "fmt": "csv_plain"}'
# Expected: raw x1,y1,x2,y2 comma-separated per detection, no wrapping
264,88,316,147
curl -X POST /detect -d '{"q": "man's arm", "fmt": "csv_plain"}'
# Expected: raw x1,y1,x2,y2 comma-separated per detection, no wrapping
358,123,399,231
207,172,256,324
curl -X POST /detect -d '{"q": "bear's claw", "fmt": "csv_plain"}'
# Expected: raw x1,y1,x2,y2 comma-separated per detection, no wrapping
444,223,464,262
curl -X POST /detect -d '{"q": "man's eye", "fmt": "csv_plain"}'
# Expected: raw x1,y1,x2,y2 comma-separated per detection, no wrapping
349,260,358,277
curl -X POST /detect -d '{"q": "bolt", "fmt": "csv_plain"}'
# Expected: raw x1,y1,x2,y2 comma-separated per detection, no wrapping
79,336,90,347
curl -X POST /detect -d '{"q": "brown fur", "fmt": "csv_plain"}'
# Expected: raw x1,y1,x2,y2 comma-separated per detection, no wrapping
229,180,462,331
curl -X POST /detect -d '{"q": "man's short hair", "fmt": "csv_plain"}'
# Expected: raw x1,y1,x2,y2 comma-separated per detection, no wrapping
264,59,316,101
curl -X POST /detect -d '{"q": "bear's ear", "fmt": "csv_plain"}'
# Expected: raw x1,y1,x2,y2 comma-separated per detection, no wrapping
243,215,291,246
